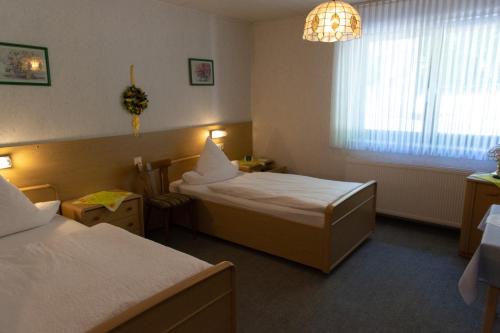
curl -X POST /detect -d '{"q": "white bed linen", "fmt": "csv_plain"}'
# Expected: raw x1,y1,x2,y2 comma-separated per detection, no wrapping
0,214,85,251
207,172,362,212
0,220,211,333
170,178,325,228
459,205,500,304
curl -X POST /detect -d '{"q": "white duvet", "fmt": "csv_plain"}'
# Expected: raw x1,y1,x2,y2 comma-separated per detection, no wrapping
0,223,211,333
207,172,362,212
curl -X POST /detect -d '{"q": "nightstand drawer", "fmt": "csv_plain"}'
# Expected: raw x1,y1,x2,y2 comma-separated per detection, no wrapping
81,200,138,225
476,183,500,201
113,199,139,219
113,216,141,235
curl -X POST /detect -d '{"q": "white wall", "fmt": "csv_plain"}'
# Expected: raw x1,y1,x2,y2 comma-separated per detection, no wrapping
252,17,345,180
0,0,251,145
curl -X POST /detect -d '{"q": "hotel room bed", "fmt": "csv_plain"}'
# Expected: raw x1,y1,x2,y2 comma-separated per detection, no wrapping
171,172,377,273
0,185,236,333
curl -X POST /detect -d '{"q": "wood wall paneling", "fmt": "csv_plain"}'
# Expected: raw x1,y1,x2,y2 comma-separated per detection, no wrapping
0,122,252,200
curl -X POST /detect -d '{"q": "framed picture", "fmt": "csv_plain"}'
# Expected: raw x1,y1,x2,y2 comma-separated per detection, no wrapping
0,42,51,86
189,58,214,86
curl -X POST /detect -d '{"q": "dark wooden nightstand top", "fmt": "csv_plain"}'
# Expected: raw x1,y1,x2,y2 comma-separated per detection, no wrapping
237,159,287,173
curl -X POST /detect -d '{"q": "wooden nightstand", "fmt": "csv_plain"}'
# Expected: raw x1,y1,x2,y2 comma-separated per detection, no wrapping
267,166,288,173
62,192,144,236
460,175,500,257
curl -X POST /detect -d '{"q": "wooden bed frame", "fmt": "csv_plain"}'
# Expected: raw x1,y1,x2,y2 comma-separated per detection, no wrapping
20,184,237,333
167,154,377,274
167,156,377,273
191,180,377,273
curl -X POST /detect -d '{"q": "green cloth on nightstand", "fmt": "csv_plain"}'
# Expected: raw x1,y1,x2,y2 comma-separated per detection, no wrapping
471,173,500,188
73,191,132,212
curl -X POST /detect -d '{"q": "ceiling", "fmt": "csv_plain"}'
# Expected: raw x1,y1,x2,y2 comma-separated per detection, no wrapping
160,0,364,22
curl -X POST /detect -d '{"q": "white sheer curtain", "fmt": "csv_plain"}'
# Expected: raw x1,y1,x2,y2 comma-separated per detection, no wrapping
332,0,500,160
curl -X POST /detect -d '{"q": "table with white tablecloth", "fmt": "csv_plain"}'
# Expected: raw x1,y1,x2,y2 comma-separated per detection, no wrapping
459,205,500,333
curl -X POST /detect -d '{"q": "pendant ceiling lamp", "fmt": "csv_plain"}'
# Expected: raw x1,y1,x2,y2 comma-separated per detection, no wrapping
303,0,362,43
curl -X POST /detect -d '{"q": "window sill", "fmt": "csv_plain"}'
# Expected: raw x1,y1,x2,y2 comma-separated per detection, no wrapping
332,148,495,175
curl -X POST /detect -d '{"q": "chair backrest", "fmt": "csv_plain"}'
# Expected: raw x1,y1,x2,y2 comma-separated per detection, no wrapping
138,159,172,198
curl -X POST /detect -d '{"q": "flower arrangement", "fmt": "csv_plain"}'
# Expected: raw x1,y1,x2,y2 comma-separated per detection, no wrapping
488,145,500,179
195,63,212,82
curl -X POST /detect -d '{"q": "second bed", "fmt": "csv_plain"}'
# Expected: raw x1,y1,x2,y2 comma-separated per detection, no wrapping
171,171,377,273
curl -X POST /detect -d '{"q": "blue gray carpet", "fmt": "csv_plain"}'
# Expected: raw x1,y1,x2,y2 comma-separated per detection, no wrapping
152,217,494,333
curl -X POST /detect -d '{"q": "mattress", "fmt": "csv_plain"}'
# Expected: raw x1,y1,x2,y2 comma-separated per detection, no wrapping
0,217,212,333
171,178,327,228
207,172,362,212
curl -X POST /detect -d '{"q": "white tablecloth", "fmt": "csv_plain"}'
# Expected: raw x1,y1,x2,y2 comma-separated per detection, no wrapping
459,205,500,304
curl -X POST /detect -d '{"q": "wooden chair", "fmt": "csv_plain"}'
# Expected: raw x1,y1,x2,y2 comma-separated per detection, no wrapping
138,159,197,239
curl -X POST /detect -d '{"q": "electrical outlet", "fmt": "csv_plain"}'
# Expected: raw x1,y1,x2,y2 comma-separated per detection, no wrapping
133,156,143,170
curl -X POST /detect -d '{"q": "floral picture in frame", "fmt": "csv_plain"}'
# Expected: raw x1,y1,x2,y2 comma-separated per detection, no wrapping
189,58,214,86
0,42,51,86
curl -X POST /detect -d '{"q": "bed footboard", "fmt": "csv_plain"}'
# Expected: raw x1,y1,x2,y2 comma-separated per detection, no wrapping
90,261,236,333
187,180,376,274
323,181,377,273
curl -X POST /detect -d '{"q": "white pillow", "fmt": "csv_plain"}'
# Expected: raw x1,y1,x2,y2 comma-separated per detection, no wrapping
35,200,61,223
0,176,60,237
184,137,238,185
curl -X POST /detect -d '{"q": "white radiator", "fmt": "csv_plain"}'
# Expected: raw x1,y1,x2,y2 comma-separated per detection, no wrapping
345,160,471,228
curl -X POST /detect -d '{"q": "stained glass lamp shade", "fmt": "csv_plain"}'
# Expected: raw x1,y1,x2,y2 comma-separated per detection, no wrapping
303,0,362,42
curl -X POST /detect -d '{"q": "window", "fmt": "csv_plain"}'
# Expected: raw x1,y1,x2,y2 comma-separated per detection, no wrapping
332,0,500,160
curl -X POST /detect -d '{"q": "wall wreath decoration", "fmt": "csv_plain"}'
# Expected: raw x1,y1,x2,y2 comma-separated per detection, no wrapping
122,65,149,136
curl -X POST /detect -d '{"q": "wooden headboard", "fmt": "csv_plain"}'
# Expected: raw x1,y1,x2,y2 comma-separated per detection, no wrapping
0,122,252,201
20,184,58,203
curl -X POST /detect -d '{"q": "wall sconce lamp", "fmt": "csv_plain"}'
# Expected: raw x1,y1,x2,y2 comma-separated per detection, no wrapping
210,129,228,139
0,155,13,169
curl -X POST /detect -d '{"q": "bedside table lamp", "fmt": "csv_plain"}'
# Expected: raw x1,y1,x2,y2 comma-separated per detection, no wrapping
0,155,12,170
